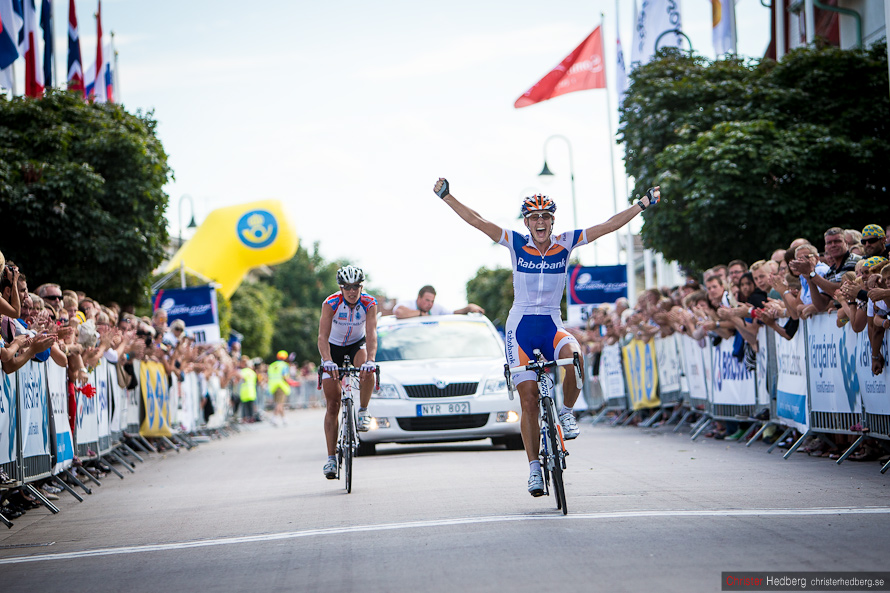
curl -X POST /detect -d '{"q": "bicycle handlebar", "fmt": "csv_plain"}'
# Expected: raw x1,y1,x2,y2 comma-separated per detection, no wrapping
508,357,577,374
317,359,381,392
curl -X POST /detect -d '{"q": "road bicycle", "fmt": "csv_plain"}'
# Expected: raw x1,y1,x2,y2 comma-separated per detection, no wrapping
318,356,380,493
506,349,582,515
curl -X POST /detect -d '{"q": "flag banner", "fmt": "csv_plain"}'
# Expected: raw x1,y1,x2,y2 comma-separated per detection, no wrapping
631,0,684,67
140,360,172,437
0,0,23,72
622,338,660,410
514,25,606,108
712,0,734,55
152,285,222,343
23,0,43,96
566,264,627,327
84,41,113,102
66,0,82,94
39,0,50,86
615,14,628,101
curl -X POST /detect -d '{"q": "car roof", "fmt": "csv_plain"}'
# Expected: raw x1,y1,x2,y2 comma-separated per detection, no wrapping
377,313,493,329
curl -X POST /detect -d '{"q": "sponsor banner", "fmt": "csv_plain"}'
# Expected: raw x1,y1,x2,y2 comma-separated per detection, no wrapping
126,360,142,431
566,265,628,327
710,336,756,406
600,344,628,402
94,359,111,449
679,335,709,401
76,373,100,446
755,328,770,407
205,375,229,430
775,325,809,431
108,362,127,436
655,335,681,396
19,360,51,458
857,328,890,415
140,361,172,437
0,370,17,466
153,285,221,343
621,339,660,410
806,315,861,414
47,362,74,474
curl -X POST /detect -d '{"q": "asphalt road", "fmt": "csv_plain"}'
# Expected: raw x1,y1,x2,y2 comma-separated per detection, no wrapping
1,409,888,592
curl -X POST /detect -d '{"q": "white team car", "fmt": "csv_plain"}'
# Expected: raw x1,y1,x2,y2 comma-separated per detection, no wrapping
358,314,523,455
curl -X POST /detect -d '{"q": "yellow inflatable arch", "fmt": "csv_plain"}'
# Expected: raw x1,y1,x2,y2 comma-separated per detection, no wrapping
165,200,298,299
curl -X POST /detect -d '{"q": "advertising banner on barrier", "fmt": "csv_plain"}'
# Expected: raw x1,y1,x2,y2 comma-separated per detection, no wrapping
621,339,660,410
679,336,709,401
76,377,100,447
775,326,809,432
654,335,681,397
710,335,756,406
126,360,142,432
108,362,126,436
94,359,111,450
206,375,228,429
805,315,862,414
47,362,74,474
152,285,221,343
566,265,627,327
140,361,172,437
755,328,770,407
600,344,627,402
0,370,17,466
857,329,890,415
19,360,51,458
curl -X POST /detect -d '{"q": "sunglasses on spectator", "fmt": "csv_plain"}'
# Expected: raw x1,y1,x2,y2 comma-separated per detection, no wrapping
340,284,362,291
173,327,184,333
862,237,883,245
43,295,62,301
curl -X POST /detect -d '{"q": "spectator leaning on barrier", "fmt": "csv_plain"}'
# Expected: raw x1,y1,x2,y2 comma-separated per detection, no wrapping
727,259,748,288
789,243,829,319
865,258,890,375
392,285,485,319
806,227,861,314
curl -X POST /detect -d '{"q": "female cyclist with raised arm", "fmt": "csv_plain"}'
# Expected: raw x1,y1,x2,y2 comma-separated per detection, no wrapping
433,178,660,496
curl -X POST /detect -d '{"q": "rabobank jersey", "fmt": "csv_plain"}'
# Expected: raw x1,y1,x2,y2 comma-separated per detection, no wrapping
499,229,588,315
325,292,377,346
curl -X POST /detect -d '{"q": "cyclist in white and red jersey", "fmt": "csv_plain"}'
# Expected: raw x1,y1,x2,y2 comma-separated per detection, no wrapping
318,265,379,479
433,177,660,496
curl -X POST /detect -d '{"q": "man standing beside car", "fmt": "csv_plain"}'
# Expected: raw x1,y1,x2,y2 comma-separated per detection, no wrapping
393,285,485,319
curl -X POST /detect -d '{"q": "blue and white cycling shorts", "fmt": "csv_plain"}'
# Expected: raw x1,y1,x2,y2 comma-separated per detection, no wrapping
504,311,578,385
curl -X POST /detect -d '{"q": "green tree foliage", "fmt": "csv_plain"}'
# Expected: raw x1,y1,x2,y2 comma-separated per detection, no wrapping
466,267,513,328
230,282,281,359
0,91,172,306
619,44,890,272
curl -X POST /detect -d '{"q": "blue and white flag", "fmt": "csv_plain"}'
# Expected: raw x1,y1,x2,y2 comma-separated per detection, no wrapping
39,0,51,86
712,0,736,55
630,0,684,67
0,0,24,90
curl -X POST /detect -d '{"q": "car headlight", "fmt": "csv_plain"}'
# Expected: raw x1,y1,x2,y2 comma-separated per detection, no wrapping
483,378,508,394
373,383,401,399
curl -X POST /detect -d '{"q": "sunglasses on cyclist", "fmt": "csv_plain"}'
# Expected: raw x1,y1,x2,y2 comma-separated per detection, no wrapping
340,283,362,291
525,213,553,222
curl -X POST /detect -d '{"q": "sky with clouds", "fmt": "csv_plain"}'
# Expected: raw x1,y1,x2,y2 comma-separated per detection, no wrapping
39,0,770,308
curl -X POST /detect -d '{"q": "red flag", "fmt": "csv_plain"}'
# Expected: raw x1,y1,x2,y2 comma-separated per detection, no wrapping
514,26,606,109
24,0,45,97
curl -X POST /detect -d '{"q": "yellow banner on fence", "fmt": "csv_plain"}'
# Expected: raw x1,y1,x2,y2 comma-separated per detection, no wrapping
621,339,661,410
139,361,172,437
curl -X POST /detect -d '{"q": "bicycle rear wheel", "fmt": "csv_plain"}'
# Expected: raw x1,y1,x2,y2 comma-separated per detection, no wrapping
344,398,354,493
544,396,567,515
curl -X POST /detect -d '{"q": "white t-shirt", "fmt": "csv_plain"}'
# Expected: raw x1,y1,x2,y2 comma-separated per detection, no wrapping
393,299,450,316
867,298,889,317
799,262,831,305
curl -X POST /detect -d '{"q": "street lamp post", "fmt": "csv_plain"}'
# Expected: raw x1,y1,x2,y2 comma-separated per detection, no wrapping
178,194,198,288
537,134,578,231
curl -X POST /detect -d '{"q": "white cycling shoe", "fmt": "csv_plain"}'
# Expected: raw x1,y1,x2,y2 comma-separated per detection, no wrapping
357,410,371,432
559,411,580,440
528,472,545,497
323,458,338,479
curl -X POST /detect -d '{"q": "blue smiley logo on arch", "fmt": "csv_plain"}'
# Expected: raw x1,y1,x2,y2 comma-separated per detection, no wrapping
236,210,278,249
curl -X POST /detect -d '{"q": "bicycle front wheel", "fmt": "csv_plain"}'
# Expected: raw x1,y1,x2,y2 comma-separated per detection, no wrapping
544,396,567,515
343,399,354,493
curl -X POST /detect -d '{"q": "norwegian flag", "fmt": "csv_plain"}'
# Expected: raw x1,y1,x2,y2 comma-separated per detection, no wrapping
23,0,43,97
66,0,83,95
85,0,112,102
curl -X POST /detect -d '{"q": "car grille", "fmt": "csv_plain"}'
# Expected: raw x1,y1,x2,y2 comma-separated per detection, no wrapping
403,382,478,398
397,414,490,431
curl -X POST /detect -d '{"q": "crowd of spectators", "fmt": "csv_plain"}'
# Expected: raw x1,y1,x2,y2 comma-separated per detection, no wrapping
575,224,890,463
0,252,254,519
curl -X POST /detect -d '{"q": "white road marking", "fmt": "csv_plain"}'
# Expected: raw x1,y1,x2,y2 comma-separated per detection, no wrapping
1,506,888,565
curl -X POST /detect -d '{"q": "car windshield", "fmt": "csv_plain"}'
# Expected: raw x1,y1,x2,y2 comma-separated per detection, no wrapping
376,320,503,362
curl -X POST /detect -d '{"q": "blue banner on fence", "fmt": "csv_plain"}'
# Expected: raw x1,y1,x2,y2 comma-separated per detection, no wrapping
566,265,628,327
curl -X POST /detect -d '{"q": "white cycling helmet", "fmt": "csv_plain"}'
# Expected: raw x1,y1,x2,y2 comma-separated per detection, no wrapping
336,265,365,286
